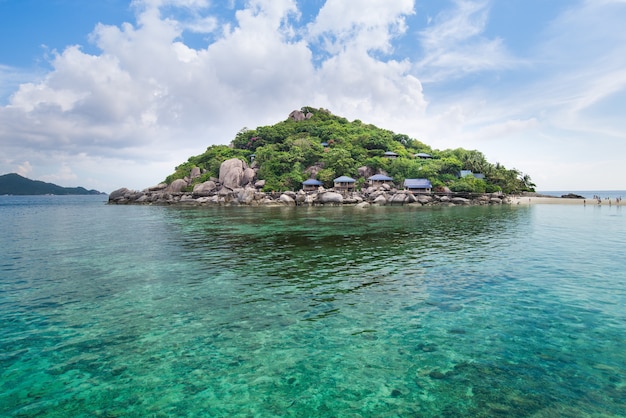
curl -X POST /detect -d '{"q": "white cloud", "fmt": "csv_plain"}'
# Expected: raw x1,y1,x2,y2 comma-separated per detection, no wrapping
17,161,33,177
0,0,625,192
308,0,414,54
416,0,520,81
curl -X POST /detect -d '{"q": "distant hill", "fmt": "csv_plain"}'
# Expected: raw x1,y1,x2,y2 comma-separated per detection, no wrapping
0,173,105,195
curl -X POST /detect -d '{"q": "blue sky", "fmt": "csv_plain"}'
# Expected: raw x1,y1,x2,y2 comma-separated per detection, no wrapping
1,0,625,192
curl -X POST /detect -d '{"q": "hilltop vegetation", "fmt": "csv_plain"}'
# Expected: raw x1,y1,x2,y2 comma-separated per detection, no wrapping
165,107,535,194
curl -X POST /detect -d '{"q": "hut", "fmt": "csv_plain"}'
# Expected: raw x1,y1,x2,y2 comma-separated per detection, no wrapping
333,176,356,193
383,151,399,159
415,153,432,159
404,178,432,194
368,174,394,187
302,178,323,192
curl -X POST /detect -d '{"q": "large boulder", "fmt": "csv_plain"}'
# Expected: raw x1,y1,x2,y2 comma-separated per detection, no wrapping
451,197,471,205
288,110,306,121
318,192,343,204
242,167,256,186
190,166,201,180
373,195,388,205
109,188,130,201
166,179,188,193
389,193,407,205
219,158,248,189
279,194,296,206
237,187,256,204
193,180,217,195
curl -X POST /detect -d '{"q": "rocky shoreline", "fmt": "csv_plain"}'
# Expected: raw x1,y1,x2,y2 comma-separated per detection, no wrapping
108,157,512,207
108,184,511,208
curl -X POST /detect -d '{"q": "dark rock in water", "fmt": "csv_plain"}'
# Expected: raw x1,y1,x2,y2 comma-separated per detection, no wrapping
417,343,438,352
428,370,447,379
390,389,402,398
448,328,467,335
561,193,585,199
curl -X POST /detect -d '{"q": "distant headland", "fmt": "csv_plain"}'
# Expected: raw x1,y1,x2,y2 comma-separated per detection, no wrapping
0,173,106,196
109,107,537,207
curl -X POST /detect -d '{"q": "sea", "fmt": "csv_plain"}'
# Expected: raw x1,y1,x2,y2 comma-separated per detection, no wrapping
1,193,625,417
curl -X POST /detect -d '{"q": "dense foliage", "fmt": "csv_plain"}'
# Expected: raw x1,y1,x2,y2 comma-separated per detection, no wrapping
166,107,535,194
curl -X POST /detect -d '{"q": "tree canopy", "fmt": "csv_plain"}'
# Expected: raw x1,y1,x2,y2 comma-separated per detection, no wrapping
165,107,535,194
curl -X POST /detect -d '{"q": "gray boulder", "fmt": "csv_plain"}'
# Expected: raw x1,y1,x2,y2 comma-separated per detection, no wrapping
242,167,256,186
373,195,388,205
109,188,131,201
237,187,256,204
190,166,201,180
451,197,470,205
288,110,306,121
279,194,296,206
219,158,248,189
390,193,407,205
193,180,217,195
318,192,343,204
166,179,188,193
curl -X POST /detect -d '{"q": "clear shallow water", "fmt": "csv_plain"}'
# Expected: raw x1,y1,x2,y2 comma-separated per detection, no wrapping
1,196,625,417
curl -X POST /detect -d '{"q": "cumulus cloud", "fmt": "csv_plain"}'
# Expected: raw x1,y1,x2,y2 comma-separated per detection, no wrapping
1,0,625,191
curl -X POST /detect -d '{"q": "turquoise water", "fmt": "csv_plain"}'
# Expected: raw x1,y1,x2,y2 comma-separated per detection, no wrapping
1,196,625,417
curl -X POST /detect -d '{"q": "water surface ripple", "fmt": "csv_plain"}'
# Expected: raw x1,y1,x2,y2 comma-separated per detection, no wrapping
1,196,625,416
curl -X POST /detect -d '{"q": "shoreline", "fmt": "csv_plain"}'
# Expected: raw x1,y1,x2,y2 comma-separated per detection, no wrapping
513,195,623,206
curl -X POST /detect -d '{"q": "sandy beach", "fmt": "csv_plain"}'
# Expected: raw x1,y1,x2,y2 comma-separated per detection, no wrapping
511,195,623,206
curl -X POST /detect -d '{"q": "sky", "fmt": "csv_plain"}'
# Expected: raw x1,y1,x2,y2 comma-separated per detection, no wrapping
1,0,625,193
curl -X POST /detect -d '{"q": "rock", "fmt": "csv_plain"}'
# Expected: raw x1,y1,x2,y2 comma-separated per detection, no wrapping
356,201,370,209
562,193,585,199
279,194,296,206
417,195,433,205
358,166,375,179
283,191,297,200
318,191,343,204
389,193,407,205
288,110,306,121
490,198,502,204
242,167,256,186
190,166,201,180
254,180,266,189
373,195,387,205
166,179,188,193
237,187,256,204
146,183,167,192
109,188,131,201
219,158,248,189
193,180,217,195
450,197,470,205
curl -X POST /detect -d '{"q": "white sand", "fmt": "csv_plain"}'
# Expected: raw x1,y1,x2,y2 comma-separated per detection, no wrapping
511,196,623,206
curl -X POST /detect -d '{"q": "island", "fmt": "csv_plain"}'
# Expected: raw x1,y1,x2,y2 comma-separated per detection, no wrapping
109,107,535,207
0,173,105,196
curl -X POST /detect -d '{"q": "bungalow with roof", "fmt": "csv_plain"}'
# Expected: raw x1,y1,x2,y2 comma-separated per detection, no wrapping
334,175,356,193
404,178,432,194
302,178,324,192
368,174,394,187
415,153,432,159
383,151,398,159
